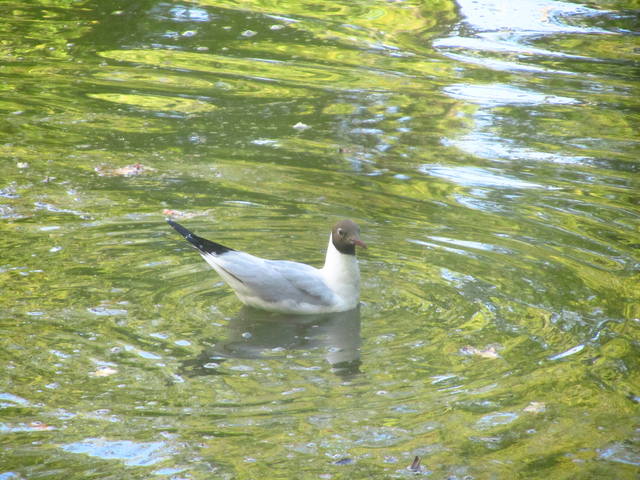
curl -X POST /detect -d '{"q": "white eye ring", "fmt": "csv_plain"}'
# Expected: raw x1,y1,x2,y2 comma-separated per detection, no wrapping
337,228,344,236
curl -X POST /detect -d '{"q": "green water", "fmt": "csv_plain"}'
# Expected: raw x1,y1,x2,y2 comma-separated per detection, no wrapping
1,0,639,478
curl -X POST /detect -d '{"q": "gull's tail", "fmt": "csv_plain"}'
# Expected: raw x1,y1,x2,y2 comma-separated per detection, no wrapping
167,219,233,255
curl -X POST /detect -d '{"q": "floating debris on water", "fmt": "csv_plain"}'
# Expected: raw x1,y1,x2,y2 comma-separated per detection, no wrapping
95,163,156,177
461,345,501,359
408,455,422,471
162,208,210,219
292,122,310,131
90,366,118,377
523,402,546,413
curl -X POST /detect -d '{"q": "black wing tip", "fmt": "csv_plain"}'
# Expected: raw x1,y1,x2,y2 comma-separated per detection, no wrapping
166,218,190,237
166,218,233,255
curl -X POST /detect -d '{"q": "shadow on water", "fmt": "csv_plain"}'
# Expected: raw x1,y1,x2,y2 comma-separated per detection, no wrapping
180,306,362,379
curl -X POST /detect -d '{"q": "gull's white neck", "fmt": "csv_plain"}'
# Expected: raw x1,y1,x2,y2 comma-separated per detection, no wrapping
320,233,360,310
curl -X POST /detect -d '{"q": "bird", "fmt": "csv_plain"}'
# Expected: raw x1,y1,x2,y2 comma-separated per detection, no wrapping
167,219,366,314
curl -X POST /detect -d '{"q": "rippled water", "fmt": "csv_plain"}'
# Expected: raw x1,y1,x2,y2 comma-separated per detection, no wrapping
1,0,639,478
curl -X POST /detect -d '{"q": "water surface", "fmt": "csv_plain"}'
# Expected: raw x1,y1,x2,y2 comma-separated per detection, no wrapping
1,0,639,478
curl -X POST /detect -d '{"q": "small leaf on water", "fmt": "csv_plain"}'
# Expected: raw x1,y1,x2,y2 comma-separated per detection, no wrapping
523,401,546,413
461,345,501,359
91,366,118,377
162,209,209,219
95,163,156,177
29,421,55,431
292,122,310,131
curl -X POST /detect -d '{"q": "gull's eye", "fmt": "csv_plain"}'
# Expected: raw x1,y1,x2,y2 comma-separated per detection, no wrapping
337,228,344,236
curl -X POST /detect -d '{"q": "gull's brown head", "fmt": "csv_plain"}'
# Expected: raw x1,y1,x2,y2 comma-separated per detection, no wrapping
331,220,366,255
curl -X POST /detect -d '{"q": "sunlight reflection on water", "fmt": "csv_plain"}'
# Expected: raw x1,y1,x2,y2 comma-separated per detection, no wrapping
61,438,172,466
444,84,579,106
419,165,545,189
456,0,608,33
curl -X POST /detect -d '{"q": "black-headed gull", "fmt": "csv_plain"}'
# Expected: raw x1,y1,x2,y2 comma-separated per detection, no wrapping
167,219,366,314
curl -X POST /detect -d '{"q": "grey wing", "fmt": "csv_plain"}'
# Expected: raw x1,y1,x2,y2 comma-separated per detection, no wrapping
211,253,335,306
269,260,337,306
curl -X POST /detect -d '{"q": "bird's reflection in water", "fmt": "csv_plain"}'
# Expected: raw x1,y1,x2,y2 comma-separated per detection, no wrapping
181,307,362,379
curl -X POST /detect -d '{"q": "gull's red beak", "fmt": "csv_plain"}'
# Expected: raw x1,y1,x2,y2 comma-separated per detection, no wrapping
352,238,367,249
